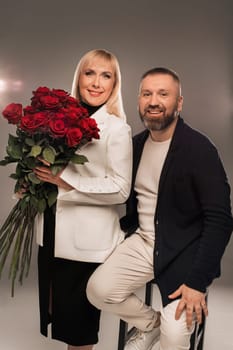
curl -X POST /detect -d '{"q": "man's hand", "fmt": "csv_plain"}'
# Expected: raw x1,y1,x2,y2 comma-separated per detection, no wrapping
168,284,208,329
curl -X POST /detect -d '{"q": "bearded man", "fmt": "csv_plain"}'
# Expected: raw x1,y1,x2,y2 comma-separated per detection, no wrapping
87,67,233,350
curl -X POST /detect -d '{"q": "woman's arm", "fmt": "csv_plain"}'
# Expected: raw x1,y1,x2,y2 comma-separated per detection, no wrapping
58,122,132,205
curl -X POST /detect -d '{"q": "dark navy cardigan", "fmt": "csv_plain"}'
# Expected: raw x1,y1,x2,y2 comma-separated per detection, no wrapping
120,117,233,306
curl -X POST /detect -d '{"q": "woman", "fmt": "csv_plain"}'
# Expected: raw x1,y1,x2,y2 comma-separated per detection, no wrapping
34,49,132,350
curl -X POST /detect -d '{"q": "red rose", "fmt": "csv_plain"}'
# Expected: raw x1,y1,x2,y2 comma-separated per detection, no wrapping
33,111,49,129
39,95,60,109
33,86,51,97
20,112,49,133
79,118,99,140
49,111,66,121
23,105,37,114
66,128,83,147
64,106,85,126
86,118,100,139
52,89,69,103
49,118,67,137
20,115,37,132
79,119,89,130
76,106,89,118
2,103,23,124
66,96,80,107
31,87,51,107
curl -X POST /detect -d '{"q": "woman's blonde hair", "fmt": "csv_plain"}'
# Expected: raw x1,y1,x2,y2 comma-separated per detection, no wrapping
71,49,126,120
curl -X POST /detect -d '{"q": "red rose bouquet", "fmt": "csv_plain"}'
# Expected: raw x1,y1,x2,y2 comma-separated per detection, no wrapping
0,87,100,295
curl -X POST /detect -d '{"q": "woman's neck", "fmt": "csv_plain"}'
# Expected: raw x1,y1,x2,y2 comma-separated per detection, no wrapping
81,101,104,116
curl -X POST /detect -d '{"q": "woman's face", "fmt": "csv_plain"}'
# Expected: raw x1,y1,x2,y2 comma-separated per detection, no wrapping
79,57,115,106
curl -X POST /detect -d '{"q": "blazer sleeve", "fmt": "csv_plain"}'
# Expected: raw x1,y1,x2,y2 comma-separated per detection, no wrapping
57,122,132,205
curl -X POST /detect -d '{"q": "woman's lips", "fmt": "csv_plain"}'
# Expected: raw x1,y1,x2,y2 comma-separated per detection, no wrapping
88,90,103,97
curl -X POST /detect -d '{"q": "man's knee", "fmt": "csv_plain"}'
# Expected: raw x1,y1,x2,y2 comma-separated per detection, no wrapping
160,318,194,348
87,268,128,308
86,272,107,308
160,327,191,348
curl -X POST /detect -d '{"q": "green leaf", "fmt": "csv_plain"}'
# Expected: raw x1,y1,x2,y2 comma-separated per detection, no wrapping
51,165,63,176
19,196,30,210
15,163,23,177
28,145,42,158
9,173,19,180
22,145,30,153
42,146,56,164
30,195,38,208
28,172,41,184
70,154,88,164
0,158,12,166
53,159,69,165
14,183,20,193
24,157,37,169
8,134,18,146
37,198,47,213
37,137,47,146
6,144,23,160
25,138,35,146
29,186,36,195
47,191,57,207
58,145,64,152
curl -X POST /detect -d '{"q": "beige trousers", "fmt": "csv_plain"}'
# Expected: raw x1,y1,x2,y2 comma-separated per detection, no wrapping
87,233,195,349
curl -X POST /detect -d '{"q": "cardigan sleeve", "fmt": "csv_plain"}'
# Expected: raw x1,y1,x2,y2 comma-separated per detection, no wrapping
184,140,233,291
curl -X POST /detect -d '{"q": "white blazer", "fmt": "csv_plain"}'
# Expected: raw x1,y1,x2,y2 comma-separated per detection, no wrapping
36,105,132,262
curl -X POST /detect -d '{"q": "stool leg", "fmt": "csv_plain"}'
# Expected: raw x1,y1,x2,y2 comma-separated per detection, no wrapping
118,320,127,350
189,314,207,349
145,282,153,305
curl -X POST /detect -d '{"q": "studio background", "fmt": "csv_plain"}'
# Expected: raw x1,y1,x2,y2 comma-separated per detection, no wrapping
0,1,232,349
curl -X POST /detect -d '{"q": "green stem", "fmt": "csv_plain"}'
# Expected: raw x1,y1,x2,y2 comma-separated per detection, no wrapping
0,210,25,275
19,206,37,284
0,200,37,296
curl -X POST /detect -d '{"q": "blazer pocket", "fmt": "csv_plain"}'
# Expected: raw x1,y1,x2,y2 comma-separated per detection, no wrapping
73,207,119,251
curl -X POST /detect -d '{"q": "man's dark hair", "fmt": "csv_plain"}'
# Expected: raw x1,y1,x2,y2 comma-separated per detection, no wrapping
141,67,180,84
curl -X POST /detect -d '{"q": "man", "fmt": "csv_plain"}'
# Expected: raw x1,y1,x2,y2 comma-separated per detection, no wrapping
87,67,233,349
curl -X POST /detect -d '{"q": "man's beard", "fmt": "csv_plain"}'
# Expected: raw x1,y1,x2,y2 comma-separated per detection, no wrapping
140,108,178,131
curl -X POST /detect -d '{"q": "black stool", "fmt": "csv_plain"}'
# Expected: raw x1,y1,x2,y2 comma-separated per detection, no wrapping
118,282,207,350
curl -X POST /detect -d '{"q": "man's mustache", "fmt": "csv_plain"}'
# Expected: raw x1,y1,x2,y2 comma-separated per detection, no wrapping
145,105,165,113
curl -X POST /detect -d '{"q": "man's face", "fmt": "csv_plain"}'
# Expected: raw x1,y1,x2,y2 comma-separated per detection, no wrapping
138,73,183,131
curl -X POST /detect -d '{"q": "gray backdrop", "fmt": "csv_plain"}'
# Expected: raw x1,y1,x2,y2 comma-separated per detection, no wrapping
0,1,232,349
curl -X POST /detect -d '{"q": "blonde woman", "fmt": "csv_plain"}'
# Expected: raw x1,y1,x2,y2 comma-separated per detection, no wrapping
34,49,132,350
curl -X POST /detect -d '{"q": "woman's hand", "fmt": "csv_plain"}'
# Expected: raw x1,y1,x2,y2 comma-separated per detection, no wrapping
34,162,73,191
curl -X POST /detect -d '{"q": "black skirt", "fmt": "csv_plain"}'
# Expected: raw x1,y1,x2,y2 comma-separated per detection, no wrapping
38,206,101,346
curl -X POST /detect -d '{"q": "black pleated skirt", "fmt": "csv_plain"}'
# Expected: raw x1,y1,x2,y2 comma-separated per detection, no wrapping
37,206,101,346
